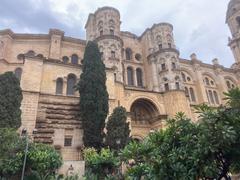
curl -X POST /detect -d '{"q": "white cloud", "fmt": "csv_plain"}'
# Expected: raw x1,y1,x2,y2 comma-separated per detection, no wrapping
0,0,235,67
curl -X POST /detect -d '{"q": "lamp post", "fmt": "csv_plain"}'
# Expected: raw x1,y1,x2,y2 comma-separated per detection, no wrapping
116,139,121,148
21,128,37,180
149,129,155,134
116,138,121,176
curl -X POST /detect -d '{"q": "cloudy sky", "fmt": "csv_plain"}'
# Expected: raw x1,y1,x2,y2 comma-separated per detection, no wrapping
0,0,235,67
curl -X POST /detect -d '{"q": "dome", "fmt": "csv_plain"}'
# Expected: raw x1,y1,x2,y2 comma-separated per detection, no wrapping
95,6,120,17
226,0,240,21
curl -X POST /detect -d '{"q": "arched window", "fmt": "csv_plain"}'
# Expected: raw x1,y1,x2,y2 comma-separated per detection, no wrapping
14,68,22,81
110,29,114,35
159,44,163,49
17,54,25,60
208,90,214,104
189,87,196,102
172,62,176,69
226,79,236,90
62,56,69,63
56,78,63,95
36,54,44,58
71,54,78,64
98,20,103,35
136,68,143,87
109,19,115,27
67,74,76,95
26,50,35,57
175,82,180,90
185,87,189,97
111,51,116,58
127,67,134,86
135,54,142,61
161,63,166,71
213,91,219,104
205,77,210,86
226,81,231,89
181,72,186,82
109,19,115,35
164,83,169,91
125,48,132,60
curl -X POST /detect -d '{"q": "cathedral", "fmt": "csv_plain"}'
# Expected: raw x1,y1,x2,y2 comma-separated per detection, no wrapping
0,0,240,173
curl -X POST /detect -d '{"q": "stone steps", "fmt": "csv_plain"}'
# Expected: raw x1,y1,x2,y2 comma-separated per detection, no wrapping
34,97,82,145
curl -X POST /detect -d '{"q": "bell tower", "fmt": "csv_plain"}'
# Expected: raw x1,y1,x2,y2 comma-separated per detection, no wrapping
226,0,240,68
85,7,123,82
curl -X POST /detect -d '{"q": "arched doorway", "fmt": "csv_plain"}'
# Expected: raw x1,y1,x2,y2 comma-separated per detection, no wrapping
130,98,161,124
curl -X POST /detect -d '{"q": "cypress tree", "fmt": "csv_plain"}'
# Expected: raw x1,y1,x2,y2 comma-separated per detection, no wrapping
0,71,23,129
106,106,130,150
78,41,109,149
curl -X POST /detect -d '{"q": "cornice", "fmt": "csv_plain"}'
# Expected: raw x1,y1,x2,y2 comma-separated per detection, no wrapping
94,34,124,46
179,58,235,73
147,48,180,60
0,58,24,65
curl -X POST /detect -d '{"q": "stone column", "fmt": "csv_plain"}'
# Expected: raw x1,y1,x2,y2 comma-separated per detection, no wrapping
149,57,159,92
193,64,208,103
133,68,137,87
49,29,64,60
214,68,228,102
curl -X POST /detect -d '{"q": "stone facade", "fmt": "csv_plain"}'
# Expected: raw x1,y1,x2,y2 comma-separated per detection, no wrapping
0,3,240,174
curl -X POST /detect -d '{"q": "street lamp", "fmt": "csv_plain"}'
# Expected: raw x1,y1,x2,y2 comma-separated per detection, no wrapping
116,138,121,176
116,139,121,147
21,128,37,180
149,129,155,134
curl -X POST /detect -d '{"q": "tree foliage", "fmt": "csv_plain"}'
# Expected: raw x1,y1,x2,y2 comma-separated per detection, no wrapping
0,129,62,179
83,148,120,179
0,128,25,178
27,143,63,179
196,92,240,179
121,88,240,179
77,41,109,149
0,71,23,129
106,106,130,150
224,87,240,108
121,113,203,180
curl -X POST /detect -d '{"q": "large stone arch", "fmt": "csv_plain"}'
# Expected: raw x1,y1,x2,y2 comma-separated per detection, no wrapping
202,72,217,82
126,95,165,114
128,96,167,126
224,75,238,85
128,96,167,138
130,98,159,122
180,67,196,81
202,72,220,87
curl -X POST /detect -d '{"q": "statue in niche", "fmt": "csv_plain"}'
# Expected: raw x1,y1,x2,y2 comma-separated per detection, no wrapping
0,41,4,58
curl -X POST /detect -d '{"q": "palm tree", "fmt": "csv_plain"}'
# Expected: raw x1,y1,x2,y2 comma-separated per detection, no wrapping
223,87,240,109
